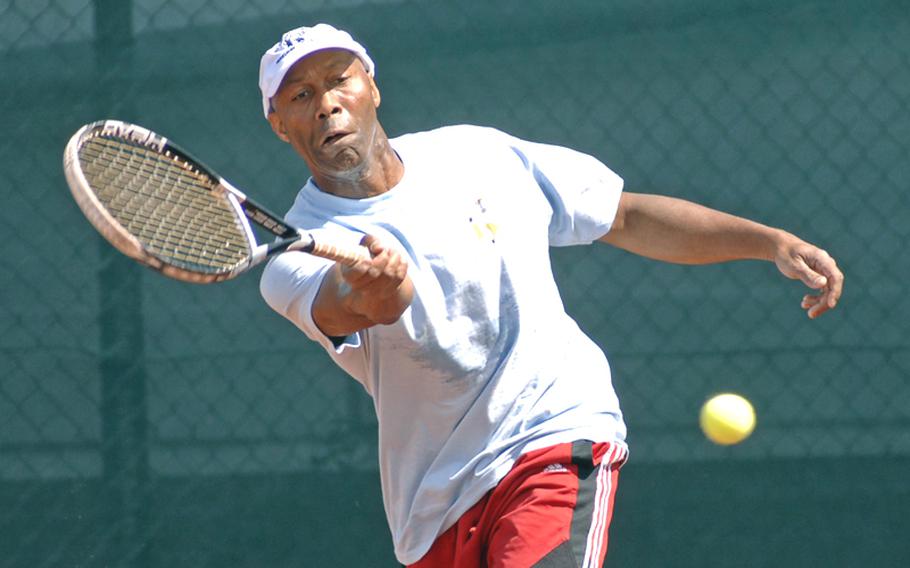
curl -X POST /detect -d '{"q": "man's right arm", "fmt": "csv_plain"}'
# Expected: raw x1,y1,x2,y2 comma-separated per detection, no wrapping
598,192,843,318
311,234,414,337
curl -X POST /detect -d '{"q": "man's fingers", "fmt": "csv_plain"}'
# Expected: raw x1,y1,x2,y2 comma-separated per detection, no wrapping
789,255,828,290
807,252,843,314
779,243,843,319
801,293,825,319
342,236,408,293
342,234,384,280
344,257,383,283
801,294,816,310
359,234,386,257
801,283,841,319
821,261,844,308
808,296,833,319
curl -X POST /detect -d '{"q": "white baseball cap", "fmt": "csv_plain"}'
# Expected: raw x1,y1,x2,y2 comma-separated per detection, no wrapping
258,23,375,119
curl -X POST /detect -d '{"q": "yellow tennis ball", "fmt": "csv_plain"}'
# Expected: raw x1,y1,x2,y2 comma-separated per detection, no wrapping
699,393,756,445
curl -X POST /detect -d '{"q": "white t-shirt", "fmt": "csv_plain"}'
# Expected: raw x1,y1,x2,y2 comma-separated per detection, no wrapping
259,125,627,564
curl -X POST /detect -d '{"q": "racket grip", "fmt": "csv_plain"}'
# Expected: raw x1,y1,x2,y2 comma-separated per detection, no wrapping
309,239,370,266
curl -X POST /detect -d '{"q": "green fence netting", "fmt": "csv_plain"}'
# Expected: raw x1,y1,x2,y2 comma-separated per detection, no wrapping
1,1,908,566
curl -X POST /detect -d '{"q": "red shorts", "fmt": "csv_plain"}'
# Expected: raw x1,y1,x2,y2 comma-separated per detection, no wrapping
409,440,627,568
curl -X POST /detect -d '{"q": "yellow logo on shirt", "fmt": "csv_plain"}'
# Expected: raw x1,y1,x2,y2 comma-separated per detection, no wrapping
470,198,497,243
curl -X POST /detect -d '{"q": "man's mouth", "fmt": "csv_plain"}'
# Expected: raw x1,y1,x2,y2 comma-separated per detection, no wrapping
322,131,350,146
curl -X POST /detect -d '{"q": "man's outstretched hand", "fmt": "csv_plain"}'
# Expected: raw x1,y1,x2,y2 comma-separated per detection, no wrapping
773,235,844,319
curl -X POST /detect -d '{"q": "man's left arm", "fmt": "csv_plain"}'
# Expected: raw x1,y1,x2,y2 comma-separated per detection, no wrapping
598,192,844,319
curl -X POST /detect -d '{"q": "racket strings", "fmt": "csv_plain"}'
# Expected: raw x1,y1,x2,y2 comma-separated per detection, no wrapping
79,136,252,272
84,139,236,233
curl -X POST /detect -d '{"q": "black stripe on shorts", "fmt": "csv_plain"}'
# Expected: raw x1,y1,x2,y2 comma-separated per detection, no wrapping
534,440,601,567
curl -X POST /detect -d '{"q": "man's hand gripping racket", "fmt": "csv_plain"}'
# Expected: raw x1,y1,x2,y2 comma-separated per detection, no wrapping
63,120,368,283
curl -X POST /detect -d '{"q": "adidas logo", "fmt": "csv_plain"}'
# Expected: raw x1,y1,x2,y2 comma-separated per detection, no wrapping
542,463,569,474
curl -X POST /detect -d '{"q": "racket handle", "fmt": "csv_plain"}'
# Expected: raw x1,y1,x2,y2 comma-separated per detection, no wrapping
306,236,370,266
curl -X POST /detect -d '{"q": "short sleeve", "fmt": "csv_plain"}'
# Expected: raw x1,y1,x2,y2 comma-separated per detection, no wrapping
259,251,363,355
508,137,624,246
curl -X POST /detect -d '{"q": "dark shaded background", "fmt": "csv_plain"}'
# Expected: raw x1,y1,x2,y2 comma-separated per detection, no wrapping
1,1,908,566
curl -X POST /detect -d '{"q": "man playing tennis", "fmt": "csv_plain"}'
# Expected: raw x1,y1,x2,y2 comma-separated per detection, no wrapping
257,24,843,567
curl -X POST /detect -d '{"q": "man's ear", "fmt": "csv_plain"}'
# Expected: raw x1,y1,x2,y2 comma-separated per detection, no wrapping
370,76,381,109
267,111,290,143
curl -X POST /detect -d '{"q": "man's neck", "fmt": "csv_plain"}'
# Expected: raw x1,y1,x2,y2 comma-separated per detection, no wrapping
314,134,404,199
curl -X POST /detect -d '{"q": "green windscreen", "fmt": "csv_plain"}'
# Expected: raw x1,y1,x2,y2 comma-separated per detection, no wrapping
1,1,907,566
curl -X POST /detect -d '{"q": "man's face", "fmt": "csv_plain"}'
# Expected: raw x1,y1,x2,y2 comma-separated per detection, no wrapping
268,49,381,179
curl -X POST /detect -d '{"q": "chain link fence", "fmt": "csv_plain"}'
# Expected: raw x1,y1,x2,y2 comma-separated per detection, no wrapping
1,0,908,566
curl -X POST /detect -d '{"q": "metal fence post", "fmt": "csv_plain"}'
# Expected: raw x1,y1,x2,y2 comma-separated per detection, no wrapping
93,1,150,565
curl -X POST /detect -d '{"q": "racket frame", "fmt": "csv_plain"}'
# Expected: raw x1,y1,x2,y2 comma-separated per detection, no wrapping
64,120,366,284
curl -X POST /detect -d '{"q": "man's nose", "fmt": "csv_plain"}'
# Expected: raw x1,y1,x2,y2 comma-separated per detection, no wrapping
317,90,342,120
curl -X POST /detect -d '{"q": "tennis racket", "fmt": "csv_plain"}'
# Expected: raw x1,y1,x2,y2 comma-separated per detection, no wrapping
63,119,368,284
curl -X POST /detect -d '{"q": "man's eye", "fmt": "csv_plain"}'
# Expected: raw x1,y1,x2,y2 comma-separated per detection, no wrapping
292,90,310,101
335,76,349,85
